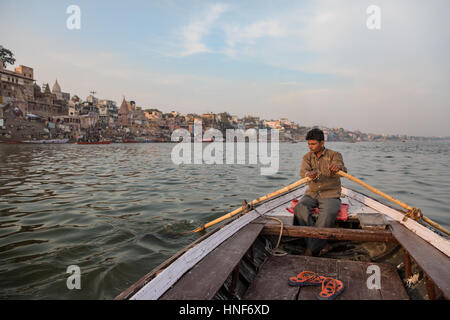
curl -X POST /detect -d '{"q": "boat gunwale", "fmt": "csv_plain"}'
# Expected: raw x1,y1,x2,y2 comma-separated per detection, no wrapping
342,187,450,257
115,186,308,300
115,214,233,300
116,185,449,300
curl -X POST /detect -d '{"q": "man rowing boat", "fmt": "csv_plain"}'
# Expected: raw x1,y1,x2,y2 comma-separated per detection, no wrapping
294,128,347,256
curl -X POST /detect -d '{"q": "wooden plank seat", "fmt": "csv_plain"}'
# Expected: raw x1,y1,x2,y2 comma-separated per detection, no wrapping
261,224,397,242
262,193,383,229
160,222,264,300
244,255,408,300
389,221,450,299
358,213,388,230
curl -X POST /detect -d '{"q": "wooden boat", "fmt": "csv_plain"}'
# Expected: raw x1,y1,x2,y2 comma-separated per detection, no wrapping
116,185,450,300
76,141,111,145
23,139,69,144
42,139,70,144
132,138,164,143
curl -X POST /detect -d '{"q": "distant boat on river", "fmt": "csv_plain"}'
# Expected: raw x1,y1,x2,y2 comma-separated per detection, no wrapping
76,140,111,145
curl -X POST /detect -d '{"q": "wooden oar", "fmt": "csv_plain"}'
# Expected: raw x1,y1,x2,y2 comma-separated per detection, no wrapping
192,176,312,233
337,170,450,236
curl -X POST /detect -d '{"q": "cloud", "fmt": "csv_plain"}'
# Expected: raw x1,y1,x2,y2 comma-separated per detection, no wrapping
224,19,288,47
2,0,449,136
49,51,132,80
209,0,450,136
179,3,230,56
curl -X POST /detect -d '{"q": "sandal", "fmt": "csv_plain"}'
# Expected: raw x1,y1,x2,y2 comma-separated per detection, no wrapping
317,277,345,300
288,271,326,287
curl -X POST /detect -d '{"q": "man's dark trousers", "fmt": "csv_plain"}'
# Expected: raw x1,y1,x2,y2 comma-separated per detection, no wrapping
293,195,341,254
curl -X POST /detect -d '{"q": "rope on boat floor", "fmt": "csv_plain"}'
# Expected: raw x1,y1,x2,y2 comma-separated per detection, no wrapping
253,207,287,256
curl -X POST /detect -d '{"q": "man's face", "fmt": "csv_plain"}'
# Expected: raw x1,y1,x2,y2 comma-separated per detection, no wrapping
307,139,324,153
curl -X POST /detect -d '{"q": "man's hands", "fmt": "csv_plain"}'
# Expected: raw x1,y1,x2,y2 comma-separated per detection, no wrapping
328,164,340,174
307,171,319,180
306,165,340,180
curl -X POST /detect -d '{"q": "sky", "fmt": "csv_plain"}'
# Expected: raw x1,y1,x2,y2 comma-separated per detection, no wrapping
1,0,449,136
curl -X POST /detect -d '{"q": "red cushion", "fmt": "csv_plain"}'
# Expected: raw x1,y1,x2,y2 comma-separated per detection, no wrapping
286,200,349,222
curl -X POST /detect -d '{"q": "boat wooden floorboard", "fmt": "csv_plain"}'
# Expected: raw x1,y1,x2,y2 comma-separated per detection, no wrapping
160,222,264,300
243,255,409,300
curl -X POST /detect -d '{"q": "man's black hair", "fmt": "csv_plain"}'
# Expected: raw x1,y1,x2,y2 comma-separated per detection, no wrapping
306,128,324,141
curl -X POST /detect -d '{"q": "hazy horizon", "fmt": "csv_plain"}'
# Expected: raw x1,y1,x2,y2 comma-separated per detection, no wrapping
1,0,449,137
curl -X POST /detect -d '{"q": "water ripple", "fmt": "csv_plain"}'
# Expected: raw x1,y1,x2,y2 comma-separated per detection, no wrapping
0,141,449,299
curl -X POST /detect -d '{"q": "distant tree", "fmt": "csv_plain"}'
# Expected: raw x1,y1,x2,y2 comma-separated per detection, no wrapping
0,46,15,68
218,112,231,121
147,108,160,112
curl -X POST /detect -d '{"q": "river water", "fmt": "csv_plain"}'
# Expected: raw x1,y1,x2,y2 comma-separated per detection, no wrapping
0,141,449,299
